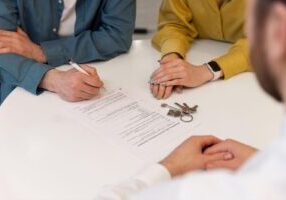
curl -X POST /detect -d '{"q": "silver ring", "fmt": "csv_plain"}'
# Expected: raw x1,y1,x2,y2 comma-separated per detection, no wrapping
180,114,193,123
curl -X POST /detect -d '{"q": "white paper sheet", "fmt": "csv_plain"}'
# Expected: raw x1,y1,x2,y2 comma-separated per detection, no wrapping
65,89,201,162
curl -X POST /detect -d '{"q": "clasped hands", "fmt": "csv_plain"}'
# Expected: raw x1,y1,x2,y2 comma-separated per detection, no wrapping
150,53,215,99
160,135,257,177
0,27,103,102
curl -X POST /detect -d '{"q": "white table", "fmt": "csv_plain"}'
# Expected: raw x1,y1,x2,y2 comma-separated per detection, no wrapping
0,40,283,200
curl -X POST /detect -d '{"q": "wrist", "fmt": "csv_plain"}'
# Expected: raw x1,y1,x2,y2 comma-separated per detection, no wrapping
161,52,181,62
201,64,214,82
40,69,61,92
159,160,182,178
205,61,223,81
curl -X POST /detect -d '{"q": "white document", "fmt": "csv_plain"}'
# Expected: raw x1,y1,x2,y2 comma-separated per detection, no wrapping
66,89,200,162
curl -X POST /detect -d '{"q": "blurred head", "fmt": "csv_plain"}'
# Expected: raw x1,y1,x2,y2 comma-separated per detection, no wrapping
247,0,286,102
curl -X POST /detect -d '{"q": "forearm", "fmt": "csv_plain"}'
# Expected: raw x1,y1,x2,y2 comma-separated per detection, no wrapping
95,164,171,200
152,32,193,59
152,0,198,58
214,39,251,79
0,54,53,95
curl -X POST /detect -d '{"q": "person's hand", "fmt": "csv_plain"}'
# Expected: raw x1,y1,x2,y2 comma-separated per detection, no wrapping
0,27,46,63
204,139,258,171
151,59,214,88
149,53,182,99
160,135,233,177
40,65,104,102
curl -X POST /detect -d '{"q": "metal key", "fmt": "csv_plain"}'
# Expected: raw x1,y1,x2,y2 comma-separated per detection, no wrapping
161,103,181,111
174,102,190,114
183,103,198,113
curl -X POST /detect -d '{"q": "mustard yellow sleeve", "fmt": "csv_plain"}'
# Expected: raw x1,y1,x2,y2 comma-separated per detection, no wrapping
152,0,198,58
214,38,252,79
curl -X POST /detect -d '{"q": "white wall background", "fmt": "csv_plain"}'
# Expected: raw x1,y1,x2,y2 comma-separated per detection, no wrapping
134,0,162,39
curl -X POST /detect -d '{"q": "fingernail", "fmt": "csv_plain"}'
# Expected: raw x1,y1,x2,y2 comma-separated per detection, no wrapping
152,80,158,84
151,80,157,84
224,153,234,160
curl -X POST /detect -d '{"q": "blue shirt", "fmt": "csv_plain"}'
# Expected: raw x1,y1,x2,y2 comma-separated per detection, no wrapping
0,0,136,103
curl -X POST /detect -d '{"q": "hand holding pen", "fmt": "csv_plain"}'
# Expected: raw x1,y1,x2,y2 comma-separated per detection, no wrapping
40,60,104,102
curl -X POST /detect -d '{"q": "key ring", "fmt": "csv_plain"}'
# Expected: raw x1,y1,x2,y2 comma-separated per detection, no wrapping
180,113,193,123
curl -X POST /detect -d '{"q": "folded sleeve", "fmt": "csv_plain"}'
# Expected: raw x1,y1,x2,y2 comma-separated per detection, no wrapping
94,164,171,200
40,0,136,67
0,0,53,96
214,38,252,79
152,0,198,58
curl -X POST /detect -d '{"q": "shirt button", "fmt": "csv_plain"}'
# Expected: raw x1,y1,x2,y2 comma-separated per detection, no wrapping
52,28,57,33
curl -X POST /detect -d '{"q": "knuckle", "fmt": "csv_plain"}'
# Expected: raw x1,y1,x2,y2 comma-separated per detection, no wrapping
225,139,234,143
189,135,197,140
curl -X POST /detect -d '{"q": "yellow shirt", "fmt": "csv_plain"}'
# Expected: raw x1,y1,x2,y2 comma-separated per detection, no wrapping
152,0,250,79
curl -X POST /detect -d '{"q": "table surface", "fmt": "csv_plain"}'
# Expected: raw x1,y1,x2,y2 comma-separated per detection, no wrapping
0,40,283,200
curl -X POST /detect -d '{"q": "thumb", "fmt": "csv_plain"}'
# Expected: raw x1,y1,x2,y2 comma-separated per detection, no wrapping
204,152,234,164
81,65,99,77
17,27,28,37
204,141,230,155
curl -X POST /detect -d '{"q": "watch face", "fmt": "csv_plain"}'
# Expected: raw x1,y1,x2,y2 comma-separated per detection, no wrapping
208,61,221,72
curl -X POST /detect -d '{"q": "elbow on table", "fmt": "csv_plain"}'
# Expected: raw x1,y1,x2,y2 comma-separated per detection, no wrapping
105,33,133,59
118,33,133,53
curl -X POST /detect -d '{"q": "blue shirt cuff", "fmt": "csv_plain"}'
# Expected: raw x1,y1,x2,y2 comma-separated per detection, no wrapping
21,63,53,95
40,40,69,67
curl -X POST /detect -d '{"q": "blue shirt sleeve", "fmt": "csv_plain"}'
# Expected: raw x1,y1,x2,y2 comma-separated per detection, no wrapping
0,0,53,100
40,0,136,66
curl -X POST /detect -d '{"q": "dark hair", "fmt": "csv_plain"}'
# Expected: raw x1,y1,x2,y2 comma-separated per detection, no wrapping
254,0,286,51
249,0,286,102
255,0,286,28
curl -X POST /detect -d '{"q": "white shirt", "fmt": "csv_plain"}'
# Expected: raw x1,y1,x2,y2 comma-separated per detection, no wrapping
58,0,77,36
95,118,286,200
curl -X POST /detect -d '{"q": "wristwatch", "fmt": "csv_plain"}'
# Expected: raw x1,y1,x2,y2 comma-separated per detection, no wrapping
206,61,223,81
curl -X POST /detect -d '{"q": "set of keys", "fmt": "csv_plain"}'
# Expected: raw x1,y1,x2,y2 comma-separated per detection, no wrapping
161,102,198,123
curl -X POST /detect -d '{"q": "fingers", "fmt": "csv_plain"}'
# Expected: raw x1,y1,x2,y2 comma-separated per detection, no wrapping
204,140,233,155
78,90,97,100
16,27,28,37
155,72,185,84
163,86,173,99
150,84,171,100
79,65,104,88
82,75,103,88
205,152,234,164
198,135,223,148
80,83,100,96
157,85,166,99
206,160,237,171
0,48,12,54
152,68,182,81
0,29,15,37
151,84,159,97
81,65,99,76
152,59,182,77
161,79,183,87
